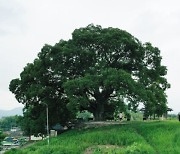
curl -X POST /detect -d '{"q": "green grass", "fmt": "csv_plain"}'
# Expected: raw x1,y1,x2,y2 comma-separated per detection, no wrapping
5,120,180,154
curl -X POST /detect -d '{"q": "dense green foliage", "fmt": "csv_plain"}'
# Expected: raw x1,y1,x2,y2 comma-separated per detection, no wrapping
0,130,6,150
76,110,93,121
0,131,6,142
0,115,21,131
5,121,180,154
9,24,169,134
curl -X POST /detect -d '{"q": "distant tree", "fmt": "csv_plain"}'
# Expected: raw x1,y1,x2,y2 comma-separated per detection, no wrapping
0,130,6,150
0,115,20,131
0,130,6,141
9,24,169,131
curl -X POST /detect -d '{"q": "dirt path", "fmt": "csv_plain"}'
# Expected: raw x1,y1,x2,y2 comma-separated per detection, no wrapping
78,121,127,129
132,126,158,154
84,145,123,154
20,141,35,149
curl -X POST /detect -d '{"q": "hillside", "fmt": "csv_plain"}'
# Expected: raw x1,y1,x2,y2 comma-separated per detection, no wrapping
0,107,23,118
5,121,180,154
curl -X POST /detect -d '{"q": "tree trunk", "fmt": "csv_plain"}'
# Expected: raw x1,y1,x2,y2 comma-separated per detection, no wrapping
92,91,111,121
94,111,104,121
93,102,105,121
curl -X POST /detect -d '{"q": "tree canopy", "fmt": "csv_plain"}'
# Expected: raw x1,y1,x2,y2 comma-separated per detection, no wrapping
9,24,170,134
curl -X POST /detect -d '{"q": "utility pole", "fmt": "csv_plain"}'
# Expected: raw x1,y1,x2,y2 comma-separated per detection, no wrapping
46,104,50,145
40,102,50,145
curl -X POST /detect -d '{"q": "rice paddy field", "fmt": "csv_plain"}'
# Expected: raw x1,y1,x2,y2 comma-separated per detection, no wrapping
5,120,180,154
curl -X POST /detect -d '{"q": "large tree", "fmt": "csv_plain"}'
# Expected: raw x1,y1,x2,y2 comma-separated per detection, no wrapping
10,24,169,127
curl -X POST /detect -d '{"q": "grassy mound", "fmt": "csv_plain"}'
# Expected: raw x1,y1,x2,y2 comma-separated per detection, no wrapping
5,120,180,154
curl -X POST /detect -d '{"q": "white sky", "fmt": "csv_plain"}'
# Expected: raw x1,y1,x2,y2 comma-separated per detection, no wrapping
0,0,179,113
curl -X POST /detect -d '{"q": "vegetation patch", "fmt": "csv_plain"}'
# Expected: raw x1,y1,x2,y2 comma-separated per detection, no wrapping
6,120,180,154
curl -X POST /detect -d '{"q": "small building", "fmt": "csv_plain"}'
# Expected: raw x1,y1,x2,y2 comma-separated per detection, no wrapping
163,107,173,119
10,127,19,132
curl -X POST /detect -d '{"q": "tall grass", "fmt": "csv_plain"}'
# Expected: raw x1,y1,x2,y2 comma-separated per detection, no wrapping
131,121,180,153
5,120,180,154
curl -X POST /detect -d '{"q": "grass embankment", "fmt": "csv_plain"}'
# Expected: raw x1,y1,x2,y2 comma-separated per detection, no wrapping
5,121,180,154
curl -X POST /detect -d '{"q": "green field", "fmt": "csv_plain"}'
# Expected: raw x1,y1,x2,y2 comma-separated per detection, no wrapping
5,121,180,154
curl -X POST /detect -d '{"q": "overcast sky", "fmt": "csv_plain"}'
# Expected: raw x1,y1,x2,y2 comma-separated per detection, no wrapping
0,0,179,113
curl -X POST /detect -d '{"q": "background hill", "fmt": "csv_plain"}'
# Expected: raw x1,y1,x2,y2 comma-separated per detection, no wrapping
0,107,23,118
